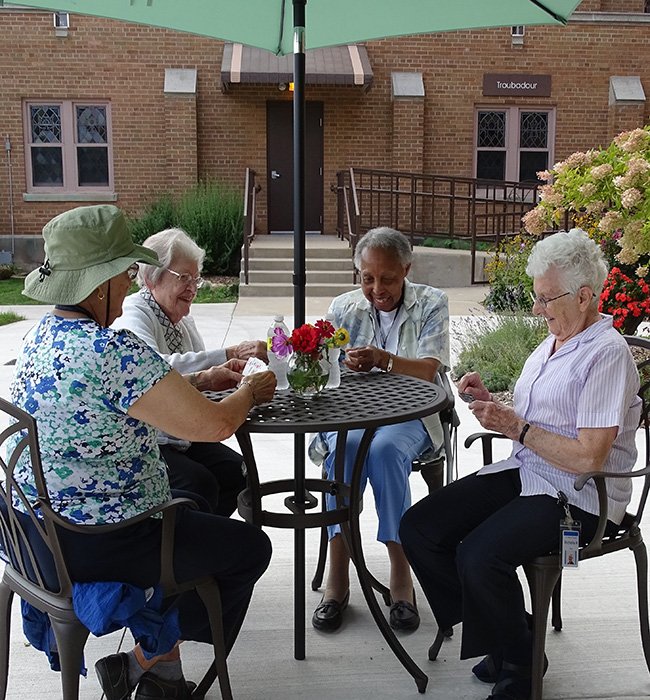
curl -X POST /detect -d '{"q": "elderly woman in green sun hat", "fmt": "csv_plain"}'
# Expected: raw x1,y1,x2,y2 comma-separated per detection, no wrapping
12,204,276,700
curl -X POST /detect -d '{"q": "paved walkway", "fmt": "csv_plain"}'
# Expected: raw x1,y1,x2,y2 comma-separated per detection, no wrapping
0,292,648,699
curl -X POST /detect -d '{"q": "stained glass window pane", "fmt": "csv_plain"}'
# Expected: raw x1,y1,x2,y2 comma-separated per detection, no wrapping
478,112,506,148
31,147,63,186
76,106,107,144
30,106,61,143
519,152,548,183
77,147,109,186
477,151,506,181
520,112,548,149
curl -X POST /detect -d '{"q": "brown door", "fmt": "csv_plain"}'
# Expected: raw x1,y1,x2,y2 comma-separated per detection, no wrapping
266,100,324,234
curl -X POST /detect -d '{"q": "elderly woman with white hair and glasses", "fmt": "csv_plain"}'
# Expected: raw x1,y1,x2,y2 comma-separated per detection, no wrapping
11,205,275,699
309,226,450,634
400,228,641,700
112,228,267,517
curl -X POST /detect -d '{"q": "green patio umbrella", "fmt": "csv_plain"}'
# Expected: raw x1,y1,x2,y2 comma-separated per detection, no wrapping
11,0,581,325
7,0,582,686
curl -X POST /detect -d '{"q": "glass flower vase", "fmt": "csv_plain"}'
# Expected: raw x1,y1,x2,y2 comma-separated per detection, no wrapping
287,351,330,398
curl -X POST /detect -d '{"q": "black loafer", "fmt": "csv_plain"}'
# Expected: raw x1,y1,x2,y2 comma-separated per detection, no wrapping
312,591,350,632
134,673,197,700
474,652,547,685
389,599,420,632
95,652,133,700
473,653,502,684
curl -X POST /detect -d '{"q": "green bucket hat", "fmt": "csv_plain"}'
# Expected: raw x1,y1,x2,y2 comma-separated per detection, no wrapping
23,204,161,305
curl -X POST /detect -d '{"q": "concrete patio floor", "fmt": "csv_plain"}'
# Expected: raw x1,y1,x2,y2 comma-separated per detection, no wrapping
0,292,648,699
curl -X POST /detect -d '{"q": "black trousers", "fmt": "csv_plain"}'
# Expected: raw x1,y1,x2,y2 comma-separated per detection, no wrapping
24,504,272,653
161,442,246,517
400,469,606,663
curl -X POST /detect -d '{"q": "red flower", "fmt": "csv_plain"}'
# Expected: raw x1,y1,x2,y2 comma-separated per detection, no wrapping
290,324,321,354
315,319,335,340
599,267,650,334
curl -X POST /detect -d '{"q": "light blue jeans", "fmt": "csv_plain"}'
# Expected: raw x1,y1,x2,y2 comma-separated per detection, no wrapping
322,419,432,544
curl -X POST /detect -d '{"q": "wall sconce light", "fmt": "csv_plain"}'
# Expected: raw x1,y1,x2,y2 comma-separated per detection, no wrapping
278,82,288,91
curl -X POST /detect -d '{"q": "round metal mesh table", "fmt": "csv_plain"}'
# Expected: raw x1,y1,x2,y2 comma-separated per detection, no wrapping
206,370,447,434
205,370,447,693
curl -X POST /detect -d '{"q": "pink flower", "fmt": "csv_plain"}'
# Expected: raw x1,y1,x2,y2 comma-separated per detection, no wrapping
270,327,292,358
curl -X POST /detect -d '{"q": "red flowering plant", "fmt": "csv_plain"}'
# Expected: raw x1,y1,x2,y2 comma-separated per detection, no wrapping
599,266,650,335
271,319,349,396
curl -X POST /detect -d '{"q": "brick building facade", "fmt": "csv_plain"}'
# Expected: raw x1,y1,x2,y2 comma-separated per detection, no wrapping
0,1,649,264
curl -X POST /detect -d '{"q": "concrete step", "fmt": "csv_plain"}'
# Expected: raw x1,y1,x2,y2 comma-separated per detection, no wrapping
246,257,354,272
239,282,358,297
245,245,351,260
241,269,355,285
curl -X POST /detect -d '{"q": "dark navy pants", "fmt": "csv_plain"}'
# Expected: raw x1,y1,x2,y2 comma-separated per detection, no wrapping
400,469,608,663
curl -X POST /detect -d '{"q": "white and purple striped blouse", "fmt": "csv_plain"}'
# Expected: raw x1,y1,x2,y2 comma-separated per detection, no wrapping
478,315,641,525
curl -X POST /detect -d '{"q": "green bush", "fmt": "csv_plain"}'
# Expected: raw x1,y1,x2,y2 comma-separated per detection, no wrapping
0,264,16,281
421,237,492,252
127,181,244,276
0,311,25,326
452,314,548,392
483,234,536,312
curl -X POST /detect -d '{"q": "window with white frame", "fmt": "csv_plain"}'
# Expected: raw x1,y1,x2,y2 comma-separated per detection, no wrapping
24,101,113,193
475,107,555,184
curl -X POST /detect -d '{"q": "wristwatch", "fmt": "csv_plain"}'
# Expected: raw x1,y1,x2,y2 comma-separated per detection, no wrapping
385,354,394,373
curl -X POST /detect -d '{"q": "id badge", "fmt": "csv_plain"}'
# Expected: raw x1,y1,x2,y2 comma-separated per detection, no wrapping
560,525,580,568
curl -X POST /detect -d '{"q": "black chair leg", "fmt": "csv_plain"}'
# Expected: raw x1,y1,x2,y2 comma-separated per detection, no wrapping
551,574,562,631
49,616,89,700
632,541,650,675
427,626,453,661
524,563,561,700
0,584,13,700
195,583,233,700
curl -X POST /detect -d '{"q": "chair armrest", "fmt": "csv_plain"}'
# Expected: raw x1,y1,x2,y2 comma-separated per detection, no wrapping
38,496,199,534
464,432,510,466
572,465,649,558
37,497,199,595
574,463,650,491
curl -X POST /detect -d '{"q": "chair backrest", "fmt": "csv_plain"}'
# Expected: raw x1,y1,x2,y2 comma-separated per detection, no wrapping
624,335,650,527
0,396,73,598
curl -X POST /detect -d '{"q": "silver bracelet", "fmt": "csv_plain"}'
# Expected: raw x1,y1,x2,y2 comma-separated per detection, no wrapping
241,380,257,405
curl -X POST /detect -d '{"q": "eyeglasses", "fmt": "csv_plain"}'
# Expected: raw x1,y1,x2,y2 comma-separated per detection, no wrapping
166,268,205,289
529,291,571,309
126,263,139,281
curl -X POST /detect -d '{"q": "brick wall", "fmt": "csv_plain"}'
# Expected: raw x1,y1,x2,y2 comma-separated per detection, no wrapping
0,8,649,244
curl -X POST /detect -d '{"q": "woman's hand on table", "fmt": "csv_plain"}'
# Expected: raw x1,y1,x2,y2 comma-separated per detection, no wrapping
196,361,245,391
344,345,383,372
240,370,277,405
227,340,269,363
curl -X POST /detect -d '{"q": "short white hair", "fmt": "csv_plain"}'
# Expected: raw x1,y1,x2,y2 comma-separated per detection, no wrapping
136,228,205,287
526,228,608,300
353,227,412,269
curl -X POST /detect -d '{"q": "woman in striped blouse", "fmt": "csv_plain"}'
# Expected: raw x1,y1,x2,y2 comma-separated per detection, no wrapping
400,228,641,700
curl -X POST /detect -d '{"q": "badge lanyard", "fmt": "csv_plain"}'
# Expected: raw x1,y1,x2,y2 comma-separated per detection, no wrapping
557,490,581,569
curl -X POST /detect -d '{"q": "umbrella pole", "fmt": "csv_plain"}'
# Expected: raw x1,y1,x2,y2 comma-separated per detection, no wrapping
292,0,307,663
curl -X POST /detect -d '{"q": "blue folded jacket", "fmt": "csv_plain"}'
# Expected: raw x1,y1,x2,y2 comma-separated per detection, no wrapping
22,581,180,672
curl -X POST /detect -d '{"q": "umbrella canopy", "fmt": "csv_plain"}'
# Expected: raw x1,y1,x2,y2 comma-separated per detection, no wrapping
10,0,580,55
10,0,582,325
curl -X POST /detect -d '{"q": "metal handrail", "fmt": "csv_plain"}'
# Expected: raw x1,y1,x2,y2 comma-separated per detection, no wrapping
242,168,260,285
334,167,541,284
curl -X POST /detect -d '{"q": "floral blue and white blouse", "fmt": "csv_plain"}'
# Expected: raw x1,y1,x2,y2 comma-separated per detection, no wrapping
9,314,173,525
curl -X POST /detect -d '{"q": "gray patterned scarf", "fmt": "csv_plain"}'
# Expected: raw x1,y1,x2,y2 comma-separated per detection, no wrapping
139,288,184,354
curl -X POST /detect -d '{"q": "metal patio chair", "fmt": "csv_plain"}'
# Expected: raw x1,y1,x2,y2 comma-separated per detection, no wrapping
0,397,232,700
427,335,650,699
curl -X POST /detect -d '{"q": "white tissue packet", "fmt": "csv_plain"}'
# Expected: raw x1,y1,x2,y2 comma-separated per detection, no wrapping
241,356,267,378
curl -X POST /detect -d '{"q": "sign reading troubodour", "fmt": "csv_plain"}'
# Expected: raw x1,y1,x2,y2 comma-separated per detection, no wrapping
483,74,551,97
